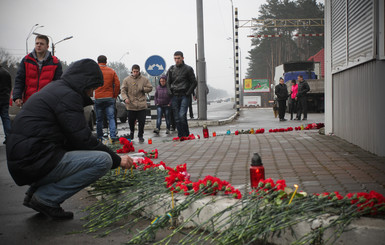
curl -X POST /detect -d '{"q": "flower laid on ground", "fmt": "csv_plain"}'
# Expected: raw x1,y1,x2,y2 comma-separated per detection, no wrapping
234,128,265,135
116,137,135,153
138,149,159,159
173,134,199,141
269,127,294,133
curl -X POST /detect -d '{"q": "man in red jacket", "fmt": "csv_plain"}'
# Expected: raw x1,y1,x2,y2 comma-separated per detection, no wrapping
95,55,120,141
13,35,62,107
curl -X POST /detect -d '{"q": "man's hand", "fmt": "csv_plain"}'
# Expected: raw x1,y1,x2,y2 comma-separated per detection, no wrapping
124,99,130,104
120,155,133,169
15,99,23,107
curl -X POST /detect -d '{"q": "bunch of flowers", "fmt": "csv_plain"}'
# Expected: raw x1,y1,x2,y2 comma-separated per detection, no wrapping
163,163,241,199
235,128,265,135
269,127,294,133
316,191,385,215
295,122,325,130
138,149,159,159
116,137,135,153
173,134,200,142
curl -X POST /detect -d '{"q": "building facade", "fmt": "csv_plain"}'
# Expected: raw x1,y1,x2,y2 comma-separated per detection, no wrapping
325,0,385,156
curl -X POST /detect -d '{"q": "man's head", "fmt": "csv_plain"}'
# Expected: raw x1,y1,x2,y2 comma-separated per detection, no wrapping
131,64,140,78
97,55,107,64
34,35,49,56
174,51,184,66
298,75,303,82
279,77,284,84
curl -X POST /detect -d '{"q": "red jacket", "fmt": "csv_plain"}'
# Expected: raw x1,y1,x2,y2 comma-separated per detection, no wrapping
13,52,62,103
95,63,120,99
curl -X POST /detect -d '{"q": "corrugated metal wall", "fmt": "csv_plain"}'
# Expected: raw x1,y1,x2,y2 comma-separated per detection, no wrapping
333,60,385,156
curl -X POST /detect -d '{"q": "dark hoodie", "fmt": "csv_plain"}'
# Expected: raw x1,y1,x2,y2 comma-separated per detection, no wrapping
6,59,121,186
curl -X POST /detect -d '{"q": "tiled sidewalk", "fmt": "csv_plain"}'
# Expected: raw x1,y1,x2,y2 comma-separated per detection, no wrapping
147,130,385,196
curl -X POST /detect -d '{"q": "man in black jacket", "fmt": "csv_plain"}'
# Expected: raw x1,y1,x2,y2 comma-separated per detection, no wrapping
0,64,12,144
275,77,289,121
6,59,133,220
295,75,310,120
166,51,197,138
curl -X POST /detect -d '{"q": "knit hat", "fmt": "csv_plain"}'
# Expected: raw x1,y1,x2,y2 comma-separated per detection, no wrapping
160,75,167,81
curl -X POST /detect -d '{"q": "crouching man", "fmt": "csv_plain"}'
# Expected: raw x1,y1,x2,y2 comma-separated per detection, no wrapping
6,59,133,220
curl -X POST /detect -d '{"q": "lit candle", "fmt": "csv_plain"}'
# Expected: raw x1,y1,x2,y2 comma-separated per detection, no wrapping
288,184,299,204
148,138,152,144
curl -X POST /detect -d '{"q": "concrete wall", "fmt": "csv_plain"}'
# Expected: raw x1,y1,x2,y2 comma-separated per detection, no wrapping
332,60,385,156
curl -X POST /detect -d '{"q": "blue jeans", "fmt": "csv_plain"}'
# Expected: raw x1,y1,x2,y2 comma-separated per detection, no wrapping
171,95,190,137
0,101,11,140
95,98,116,139
156,105,170,130
30,151,112,207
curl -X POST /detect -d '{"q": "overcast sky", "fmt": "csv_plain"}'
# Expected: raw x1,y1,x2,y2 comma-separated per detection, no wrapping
0,0,267,93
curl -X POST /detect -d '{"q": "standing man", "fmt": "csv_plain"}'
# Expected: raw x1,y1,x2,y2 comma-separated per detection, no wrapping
166,51,197,138
6,59,133,220
121,64,152,143
295,75,310,121
95,55,120,141
13,35,62,107
0,64,12,144
275,77,289,121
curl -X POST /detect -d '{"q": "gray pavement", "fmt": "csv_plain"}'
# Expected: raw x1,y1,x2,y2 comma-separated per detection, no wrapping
1,104,385,244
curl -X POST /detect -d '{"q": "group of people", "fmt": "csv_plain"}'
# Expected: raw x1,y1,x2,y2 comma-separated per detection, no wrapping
3,34,197,220
274,75,310,121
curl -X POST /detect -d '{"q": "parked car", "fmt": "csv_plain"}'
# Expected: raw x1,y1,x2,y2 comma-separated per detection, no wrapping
10,103,96,131
116,95,127,123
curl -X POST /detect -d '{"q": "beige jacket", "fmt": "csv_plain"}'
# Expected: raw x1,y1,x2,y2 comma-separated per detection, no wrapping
121,74,153,111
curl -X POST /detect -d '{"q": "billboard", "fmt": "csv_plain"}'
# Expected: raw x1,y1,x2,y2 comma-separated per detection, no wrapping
243,78,270,93
243,96,261,107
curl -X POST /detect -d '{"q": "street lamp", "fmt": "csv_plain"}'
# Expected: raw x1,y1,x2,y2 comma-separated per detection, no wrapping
53,36,73,56
119,51,130,62
26,24,44,54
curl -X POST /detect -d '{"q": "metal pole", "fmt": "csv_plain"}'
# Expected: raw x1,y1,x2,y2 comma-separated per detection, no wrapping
196,0,207,120
235,7,240,113
230,0,236,105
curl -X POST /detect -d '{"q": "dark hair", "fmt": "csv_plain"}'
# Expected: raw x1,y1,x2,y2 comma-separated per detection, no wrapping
291,79,296,84
131,64,140,71
279,77,284,80
35,35,49,45
298,75,303,79
97,55,107,63
174,51,184,57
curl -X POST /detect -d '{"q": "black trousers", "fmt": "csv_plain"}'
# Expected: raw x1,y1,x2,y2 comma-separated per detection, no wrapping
278,100,286,119
297,96,307,119
289,99,297,119
127,110,146,138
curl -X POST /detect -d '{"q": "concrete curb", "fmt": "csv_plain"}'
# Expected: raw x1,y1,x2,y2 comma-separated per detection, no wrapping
141,194,385,244
143,111,239,130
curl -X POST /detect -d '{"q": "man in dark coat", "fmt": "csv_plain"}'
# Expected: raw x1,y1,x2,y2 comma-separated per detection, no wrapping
295,75,310,120
166,51,197,138
275,77,289,121
0,64,12,144
6,59,133,220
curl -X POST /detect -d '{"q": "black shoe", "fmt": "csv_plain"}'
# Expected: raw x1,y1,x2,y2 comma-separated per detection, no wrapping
166,129,170,134
153,128,160,134
302,118,307,121
129,133,134,140
29,196,73,220
279,118,287,121
139,138,144,143
23,194,33,208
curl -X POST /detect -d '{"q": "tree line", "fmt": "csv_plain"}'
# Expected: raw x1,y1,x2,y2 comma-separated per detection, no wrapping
245,0,324,81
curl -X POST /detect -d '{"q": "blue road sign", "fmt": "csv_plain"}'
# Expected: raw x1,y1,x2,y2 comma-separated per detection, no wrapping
145,55,166,76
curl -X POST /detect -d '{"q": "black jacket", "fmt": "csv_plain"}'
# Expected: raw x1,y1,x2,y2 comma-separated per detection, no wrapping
297,80,310,98
0,65,12,102
166,62,197,96
275,83,289,101
6,59,121,186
